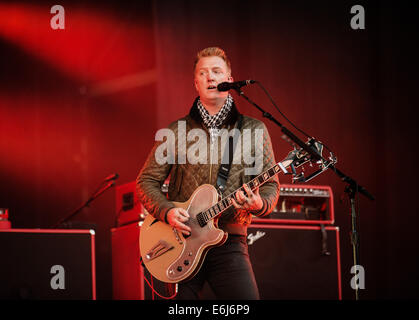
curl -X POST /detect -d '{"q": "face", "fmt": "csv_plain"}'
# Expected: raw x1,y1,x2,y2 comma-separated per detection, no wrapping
194,56,233,104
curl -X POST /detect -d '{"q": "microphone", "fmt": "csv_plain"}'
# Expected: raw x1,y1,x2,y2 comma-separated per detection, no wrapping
103,173,119,182
217,80,256,92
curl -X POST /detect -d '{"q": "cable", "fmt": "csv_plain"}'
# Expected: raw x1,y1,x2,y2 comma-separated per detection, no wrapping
254,81,335,155
139,257,178,300
142,273,178,300
255,81,312,139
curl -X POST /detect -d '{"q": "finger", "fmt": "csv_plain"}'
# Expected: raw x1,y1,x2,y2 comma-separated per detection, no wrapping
175,220,191,234
236,191,247,204
178,214,189,222
177,211,189,221
181,230,191,236
178,208,190,218
243,184,254,198
241,198,251,210
231,198,242,209
253,186,260,197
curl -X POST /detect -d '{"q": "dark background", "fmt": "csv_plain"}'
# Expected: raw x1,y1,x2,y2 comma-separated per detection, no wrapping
0,0,417,299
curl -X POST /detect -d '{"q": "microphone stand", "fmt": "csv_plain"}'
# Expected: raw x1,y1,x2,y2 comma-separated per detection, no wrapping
51,180,116,228
330,166,374,300
234,87,375,300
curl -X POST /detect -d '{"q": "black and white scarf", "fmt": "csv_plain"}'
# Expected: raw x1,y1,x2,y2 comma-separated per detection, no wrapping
197,94,233,130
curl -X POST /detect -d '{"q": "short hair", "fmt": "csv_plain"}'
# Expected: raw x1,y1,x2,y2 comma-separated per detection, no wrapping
193,47,232,73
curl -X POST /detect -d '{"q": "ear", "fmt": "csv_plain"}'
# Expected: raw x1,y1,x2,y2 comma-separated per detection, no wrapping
194,77,199,92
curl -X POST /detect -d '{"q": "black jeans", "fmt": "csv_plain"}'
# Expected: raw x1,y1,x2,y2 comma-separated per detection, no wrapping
175,234,260,300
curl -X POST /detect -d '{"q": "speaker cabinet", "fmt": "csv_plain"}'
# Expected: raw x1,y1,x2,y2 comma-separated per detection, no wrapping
111,222,143,299
111,222,168,300
247,224,342,299
0,229,96,299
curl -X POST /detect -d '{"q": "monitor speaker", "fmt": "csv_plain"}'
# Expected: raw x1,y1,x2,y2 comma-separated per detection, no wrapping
0,229,96,299
247,224,342,299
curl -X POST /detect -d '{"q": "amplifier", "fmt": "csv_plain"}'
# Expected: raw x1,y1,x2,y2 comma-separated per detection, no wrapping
0,229,96,299
115,181,144,227
253,184,334,225
201,223,342,300
115,181,169,227
247,224,342,299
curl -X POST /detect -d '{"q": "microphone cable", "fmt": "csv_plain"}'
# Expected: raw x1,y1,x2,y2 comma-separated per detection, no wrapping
139,256,178,300
253,80,335,156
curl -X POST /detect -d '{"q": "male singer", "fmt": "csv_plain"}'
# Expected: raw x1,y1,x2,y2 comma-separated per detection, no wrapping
137,47,280,299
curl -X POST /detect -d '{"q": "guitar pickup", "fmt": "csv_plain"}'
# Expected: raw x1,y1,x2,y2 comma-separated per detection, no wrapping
145,240,174,261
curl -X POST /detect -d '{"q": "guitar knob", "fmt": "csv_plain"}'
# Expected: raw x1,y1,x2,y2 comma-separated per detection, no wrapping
177,266,183,272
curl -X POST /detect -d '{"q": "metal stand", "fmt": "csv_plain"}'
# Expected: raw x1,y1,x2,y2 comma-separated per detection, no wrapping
51,180,116,228
332,166,374,300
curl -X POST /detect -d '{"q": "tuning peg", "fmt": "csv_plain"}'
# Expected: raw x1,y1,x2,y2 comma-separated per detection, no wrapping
292,172,305,183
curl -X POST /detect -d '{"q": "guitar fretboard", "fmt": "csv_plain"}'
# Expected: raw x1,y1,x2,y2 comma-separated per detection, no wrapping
196,162,287,227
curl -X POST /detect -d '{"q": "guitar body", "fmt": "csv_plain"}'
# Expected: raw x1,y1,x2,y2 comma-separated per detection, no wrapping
139,184,228,283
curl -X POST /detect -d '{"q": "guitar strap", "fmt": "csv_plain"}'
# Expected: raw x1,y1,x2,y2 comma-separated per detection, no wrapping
216,114,244,194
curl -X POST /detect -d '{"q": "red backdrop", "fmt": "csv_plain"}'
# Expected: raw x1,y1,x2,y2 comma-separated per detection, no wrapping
0,0,417,299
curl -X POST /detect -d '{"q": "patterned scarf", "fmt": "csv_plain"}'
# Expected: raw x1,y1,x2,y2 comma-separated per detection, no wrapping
197,94,233,130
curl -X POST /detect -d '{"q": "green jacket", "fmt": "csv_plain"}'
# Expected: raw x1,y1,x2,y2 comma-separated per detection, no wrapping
136,99,280,236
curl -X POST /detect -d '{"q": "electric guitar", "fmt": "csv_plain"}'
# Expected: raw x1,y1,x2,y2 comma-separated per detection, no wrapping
139,143,326,283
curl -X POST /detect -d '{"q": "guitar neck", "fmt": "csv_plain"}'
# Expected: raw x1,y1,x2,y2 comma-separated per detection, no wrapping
197,161,289,226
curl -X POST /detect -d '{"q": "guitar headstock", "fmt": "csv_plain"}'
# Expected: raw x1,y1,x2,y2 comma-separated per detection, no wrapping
281,138,336,183
282,138,321,166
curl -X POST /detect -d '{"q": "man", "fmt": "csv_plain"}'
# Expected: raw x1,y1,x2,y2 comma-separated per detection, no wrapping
137,47,280,299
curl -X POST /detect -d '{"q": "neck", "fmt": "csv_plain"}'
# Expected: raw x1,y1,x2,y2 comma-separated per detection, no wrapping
200,97,226,115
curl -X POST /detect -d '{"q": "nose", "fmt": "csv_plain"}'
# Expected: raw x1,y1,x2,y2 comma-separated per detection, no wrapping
207,71,216,81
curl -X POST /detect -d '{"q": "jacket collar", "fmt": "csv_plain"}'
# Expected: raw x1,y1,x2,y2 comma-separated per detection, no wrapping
189,96,240,128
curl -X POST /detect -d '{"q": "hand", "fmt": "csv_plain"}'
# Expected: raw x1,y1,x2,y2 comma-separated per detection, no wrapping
232,184,263,212
167,207,191,236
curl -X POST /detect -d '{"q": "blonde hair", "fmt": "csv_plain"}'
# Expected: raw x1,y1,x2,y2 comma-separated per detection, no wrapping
194,47,232,73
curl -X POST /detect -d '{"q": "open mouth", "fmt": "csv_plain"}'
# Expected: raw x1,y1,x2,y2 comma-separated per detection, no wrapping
207,85,217,90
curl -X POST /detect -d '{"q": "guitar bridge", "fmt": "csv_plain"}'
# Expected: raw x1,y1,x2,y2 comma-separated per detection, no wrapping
145,240,174,261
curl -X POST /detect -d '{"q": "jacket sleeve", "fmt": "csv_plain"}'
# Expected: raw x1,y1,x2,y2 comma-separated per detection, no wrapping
249,122,280,217
136,126,177,223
